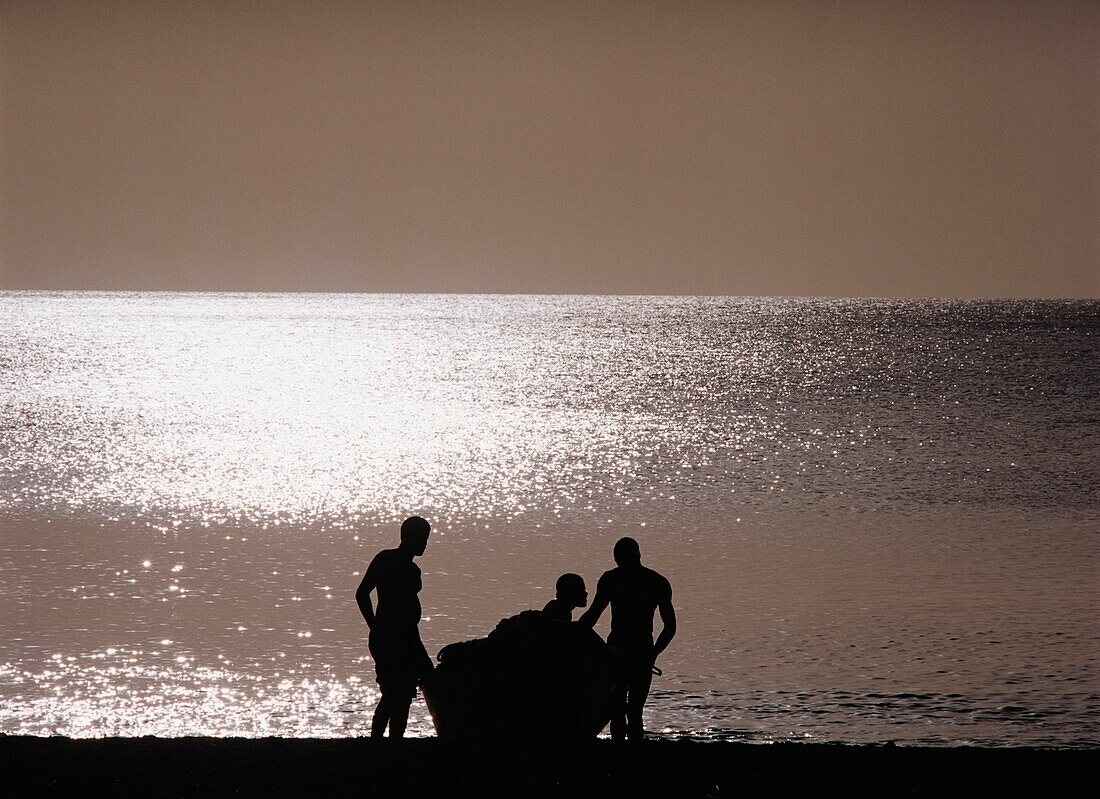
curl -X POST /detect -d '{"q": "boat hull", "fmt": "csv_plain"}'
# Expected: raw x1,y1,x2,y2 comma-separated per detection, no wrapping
423,614,620,740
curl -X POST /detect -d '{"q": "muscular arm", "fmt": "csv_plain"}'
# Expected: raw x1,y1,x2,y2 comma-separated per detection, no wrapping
653,586,677,659
355,569,377,630
577,576,609,628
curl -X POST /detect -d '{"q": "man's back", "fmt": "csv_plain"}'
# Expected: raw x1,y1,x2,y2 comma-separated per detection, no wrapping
597,564,672,647
542,598,572,622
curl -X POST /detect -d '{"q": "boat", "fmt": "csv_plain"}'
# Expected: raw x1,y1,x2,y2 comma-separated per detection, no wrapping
422,610,620,739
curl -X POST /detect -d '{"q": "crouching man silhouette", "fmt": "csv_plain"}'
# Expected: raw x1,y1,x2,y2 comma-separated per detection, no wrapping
356,516,433,738
543,573,588,622
579,537,676,741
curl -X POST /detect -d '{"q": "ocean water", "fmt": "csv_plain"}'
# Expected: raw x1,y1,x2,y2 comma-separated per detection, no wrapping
1,291,1097,746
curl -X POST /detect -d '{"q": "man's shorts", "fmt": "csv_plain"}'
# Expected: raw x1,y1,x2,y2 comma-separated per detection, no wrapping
368,626,432,700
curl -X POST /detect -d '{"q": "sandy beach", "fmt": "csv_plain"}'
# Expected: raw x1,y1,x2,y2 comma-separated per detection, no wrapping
4,736,1094,798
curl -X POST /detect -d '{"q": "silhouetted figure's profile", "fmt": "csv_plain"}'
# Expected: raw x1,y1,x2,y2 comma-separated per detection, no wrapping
356,515,433,738
579,537,676,741
542,573,588,622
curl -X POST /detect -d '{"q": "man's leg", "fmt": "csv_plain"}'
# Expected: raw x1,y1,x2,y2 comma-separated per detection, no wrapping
369,633,390,738
371,696,390,738
387,635,425,738
625,661,654,741
609,680,628,742
388,696,412,738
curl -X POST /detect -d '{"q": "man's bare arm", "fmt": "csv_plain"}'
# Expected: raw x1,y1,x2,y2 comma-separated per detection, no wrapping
355,572,377,629
578,587,609,629
653,593,677,659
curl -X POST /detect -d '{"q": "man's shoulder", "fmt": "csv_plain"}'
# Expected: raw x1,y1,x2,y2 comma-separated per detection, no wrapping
367,548,400,570
598,567,622,586
641,566,672,593
603,565,668,582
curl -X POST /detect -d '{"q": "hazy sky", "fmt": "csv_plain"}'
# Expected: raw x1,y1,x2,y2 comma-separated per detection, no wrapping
1,1,1096,297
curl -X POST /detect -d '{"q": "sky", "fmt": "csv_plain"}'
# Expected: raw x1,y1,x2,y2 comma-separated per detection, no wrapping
1,0,1096,297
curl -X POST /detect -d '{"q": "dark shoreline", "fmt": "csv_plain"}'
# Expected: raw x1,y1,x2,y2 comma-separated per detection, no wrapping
4,736,1096,798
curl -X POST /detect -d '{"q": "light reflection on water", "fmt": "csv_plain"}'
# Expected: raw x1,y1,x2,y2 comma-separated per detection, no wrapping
0,293,1098,745
0,650,387,738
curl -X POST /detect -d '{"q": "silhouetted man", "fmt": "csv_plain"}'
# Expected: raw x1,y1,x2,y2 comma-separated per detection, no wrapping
356,515,433,738
579,537,676,741
542,573,588,622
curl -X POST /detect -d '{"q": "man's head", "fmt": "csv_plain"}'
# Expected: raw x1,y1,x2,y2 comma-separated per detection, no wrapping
613,537,641,567
400,515,431,556
555,572,588,608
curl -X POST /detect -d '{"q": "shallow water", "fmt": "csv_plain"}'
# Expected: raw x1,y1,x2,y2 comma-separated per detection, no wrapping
1,293,1097,745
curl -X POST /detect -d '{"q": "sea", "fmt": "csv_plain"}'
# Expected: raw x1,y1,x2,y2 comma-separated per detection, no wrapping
1,292,1097,746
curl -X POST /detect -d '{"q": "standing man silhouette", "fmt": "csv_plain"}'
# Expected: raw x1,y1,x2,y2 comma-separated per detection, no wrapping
356,515,433,738
579,537,676,742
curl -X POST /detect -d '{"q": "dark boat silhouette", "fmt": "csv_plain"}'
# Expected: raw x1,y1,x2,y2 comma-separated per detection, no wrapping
423,610,620,739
